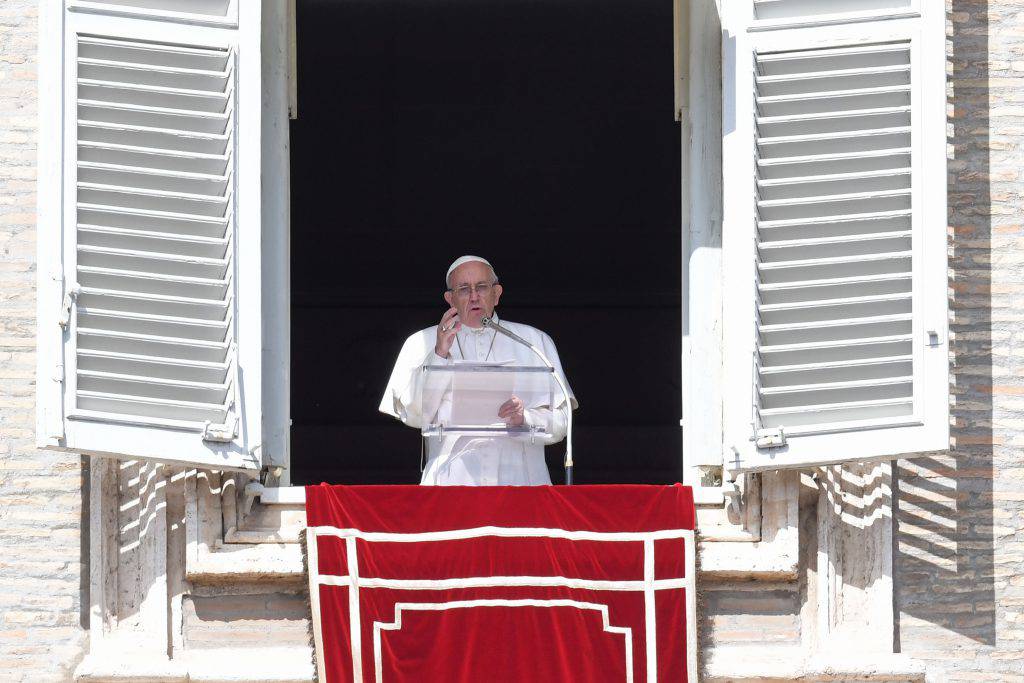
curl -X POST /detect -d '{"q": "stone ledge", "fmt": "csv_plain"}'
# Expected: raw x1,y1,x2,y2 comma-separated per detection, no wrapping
187,543,305,585
705,647,927,682
75,646,314,683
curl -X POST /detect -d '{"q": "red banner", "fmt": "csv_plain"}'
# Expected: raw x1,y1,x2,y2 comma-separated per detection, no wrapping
305,485,696,683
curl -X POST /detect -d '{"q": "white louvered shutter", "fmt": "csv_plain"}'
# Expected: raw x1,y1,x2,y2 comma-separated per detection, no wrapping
721,2,947,472
37,1,265,470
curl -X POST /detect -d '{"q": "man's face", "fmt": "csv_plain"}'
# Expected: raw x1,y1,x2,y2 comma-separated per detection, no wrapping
443,261,503,329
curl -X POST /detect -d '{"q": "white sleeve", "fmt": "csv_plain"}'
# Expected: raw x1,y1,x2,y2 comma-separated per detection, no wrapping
379,332,449,428
520,405,568,445
512,330,576,445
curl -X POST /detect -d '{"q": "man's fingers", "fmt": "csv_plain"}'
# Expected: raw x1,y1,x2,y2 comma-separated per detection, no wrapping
439,311,460,332
497,397,523,418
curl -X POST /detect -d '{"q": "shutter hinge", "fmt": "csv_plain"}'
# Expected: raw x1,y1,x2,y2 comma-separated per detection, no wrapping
58,284,81,329
755,426,786,449
202,415,238,442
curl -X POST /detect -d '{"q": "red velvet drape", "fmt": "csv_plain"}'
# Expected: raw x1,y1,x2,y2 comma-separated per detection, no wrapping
306,485,695,682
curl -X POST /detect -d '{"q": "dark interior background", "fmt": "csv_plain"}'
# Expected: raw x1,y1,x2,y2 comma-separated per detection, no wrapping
290,0,681,485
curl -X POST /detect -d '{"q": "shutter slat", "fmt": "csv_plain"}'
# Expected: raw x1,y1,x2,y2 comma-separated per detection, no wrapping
79,142,229,175
77,347,228,369
77,79,230,114
78,329,229,364
757,84,910,105
756,42,911,64
758,249,912,268
759,292,911,324
758,398,914,429
760,312,911,333
757,210,912,244
760,275,911,307
760,233,911,263
761,354,913,375
760,375,912,397
760,378,913,413
760,272,912,291
76,391,229,423
759,314,912,347
77,101,230,134
77,287,230,312
78,56,230,79
758,149,912,181
73,1,234,20
78,266,230,299
756,189,911,222
78,287,229,321
757,106,910,137
758,169,911,191
756,66,910,100
761,358,914,393
759,229,911,249
759,335,913,368
78,369,229,404
77,183,230,217
757,62,910,84
79,121,229,154
78,242,229,267
78,225,229,259
756,85,911,117
78,206,228,239
78,307,229,342
78,349,228,384
758,170,911,202
78,36,231,67
758,129,911,159
79,160,229,182
753,1,915,24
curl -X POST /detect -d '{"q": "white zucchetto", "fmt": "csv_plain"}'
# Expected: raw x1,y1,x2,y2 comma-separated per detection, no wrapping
445,255,493,285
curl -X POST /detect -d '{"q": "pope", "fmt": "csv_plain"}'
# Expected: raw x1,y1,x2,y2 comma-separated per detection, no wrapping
379,255,577,485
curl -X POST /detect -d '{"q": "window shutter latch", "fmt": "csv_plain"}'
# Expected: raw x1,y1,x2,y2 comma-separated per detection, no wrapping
203,415,238,442
755,426,786,449
58,284,81,329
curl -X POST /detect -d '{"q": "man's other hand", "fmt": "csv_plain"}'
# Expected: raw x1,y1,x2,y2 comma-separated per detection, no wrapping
498,396,525,426
435,307,461,358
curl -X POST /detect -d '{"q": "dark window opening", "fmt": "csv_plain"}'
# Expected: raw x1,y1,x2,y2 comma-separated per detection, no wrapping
290,0,681,485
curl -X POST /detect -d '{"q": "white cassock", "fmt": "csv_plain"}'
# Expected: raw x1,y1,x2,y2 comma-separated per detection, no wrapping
379,315,577,486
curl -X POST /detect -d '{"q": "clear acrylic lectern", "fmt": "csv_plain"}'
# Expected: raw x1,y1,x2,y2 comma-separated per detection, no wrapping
417,362,559,439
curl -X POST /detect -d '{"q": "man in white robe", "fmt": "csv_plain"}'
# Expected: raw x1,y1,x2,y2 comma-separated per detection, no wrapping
379,255,577,485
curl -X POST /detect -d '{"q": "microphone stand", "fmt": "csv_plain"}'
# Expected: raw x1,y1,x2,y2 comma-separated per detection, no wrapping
482,317,574,485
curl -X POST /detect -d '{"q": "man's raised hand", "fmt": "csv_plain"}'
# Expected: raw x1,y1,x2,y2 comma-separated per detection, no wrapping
434,307,461,358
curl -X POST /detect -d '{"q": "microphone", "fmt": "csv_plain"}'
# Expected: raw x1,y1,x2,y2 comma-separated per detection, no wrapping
480,316,576,485
480,316,530,346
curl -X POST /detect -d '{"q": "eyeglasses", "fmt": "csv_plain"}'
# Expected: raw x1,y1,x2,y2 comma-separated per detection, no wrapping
449,281,498,298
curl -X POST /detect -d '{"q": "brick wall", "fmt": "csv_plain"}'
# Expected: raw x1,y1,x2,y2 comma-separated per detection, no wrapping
0,2,88,681
895,0,1024,680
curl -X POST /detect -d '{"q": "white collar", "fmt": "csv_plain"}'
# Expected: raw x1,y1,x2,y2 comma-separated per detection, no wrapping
461,313,498,336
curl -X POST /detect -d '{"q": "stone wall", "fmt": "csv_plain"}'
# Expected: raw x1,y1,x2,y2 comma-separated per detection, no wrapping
894,0,1024,680
0,2,87,681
